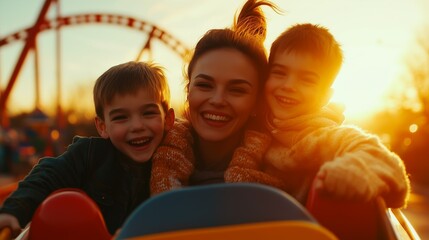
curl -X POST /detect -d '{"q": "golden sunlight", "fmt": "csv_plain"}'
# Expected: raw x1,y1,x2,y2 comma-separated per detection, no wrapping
1,0,424,126
329,41,409,121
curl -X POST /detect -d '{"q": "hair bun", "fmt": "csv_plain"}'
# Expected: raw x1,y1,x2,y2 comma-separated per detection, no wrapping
233,0,281,42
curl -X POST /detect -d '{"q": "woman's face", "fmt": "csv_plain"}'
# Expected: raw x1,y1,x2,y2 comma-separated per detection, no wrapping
187,48,259,142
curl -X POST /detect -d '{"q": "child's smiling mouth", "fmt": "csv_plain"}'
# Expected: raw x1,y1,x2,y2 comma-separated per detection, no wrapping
128,137,151,147
275,96,299,105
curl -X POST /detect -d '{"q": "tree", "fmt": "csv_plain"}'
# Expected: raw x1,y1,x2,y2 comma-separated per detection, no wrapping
389,26,429,116
377,26,429,184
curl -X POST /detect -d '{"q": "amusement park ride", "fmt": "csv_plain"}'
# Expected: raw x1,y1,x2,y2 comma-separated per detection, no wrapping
0,0,190,128
0,1,422,239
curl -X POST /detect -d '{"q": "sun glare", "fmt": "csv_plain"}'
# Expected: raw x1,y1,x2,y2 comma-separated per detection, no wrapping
1,0,423,126
329,41,406,122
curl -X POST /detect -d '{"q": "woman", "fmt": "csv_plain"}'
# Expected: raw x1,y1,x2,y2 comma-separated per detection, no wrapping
150,0,279,194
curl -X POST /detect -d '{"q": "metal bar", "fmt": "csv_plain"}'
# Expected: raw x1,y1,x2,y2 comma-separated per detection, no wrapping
0,0,54,126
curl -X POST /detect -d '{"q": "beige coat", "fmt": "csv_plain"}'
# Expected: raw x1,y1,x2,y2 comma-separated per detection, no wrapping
226,104,410,208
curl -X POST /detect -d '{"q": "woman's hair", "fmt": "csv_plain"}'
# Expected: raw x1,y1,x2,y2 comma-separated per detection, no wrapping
93,61,170,119
183,0,280,121
185,0,279,94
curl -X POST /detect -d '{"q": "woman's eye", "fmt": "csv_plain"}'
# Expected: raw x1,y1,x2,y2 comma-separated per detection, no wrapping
230,87,248,94
195,82,212,89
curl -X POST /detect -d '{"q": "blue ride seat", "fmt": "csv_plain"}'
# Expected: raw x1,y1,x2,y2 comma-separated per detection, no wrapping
117,183,323,239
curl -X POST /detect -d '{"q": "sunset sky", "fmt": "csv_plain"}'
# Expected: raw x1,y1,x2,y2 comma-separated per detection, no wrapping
1,0,428,122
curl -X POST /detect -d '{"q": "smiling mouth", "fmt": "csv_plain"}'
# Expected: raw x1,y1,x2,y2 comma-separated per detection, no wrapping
128,137,151,147
202,113,231,122
276,96,299,105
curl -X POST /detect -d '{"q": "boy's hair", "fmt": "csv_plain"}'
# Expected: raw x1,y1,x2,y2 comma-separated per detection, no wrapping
93,61,170,119
269,23,343,86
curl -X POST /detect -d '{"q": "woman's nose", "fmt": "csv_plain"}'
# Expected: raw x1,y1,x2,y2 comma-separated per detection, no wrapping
208,89,227,106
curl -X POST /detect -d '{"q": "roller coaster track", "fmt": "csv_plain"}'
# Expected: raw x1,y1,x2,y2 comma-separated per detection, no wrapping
0,0,190,126
0,13,190,59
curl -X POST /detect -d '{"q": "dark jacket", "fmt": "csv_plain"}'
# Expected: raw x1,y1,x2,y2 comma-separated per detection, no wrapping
0,136,151,234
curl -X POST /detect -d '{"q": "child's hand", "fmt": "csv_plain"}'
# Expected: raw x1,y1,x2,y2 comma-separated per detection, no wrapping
0,213,21,238
315,160,386,202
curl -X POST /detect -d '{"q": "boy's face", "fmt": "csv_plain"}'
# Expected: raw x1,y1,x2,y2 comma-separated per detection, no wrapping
265,50,332,120
95,88,174,163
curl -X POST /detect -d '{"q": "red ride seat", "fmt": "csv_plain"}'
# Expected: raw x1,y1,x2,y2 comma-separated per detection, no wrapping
305,181,382,240
28,188,111,240
305,180,422,240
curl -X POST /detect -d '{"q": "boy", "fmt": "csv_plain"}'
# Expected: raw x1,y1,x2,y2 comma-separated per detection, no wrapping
225,23,410,208
0,61,175,237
